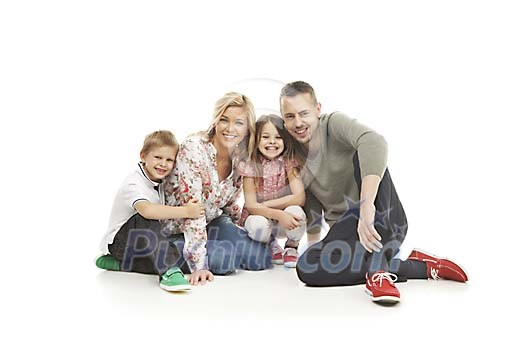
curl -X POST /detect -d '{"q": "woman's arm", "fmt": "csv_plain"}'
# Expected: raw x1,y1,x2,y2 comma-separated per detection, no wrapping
261,168,305,209
170,141,209,272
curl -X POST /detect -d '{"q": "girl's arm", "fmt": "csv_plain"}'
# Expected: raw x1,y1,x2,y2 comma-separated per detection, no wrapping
134,200,203,220
261,168,305,209
243,177,283,221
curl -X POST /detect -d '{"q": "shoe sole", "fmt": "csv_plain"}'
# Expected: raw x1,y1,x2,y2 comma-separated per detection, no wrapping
365,289,400,304
160,284,191,292
283,261,297,268
408,248,469,281
272,259,284,265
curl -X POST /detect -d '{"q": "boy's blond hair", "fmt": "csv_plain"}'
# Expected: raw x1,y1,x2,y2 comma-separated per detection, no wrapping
140,130,179,156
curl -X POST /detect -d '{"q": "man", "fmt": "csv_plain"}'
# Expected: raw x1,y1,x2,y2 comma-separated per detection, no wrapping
280,81,468,304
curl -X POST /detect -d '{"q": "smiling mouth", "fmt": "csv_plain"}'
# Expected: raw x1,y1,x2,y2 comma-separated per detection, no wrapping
223,134,237,140
155,168,167,174
295,128,308,136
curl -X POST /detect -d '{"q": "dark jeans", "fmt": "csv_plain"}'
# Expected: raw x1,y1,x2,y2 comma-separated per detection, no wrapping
108,213,187,276
108,214,272,276
296,155,427,286
204,215,272,272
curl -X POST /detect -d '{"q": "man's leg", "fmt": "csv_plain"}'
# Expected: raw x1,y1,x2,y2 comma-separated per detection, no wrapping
297,154,426,286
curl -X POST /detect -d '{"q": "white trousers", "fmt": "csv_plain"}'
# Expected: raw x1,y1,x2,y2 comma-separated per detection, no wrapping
244,205,307,243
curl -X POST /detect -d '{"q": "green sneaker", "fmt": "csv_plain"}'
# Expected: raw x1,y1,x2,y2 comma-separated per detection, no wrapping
95,255,121,271
160,267,191,291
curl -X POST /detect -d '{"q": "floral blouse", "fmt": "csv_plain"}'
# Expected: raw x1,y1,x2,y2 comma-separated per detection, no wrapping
163,134,243,272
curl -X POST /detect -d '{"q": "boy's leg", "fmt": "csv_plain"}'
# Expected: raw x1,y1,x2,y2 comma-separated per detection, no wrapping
207,215,271,271
108,214,184,275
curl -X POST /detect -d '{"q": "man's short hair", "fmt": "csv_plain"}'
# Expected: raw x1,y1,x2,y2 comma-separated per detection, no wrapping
280,81,318,105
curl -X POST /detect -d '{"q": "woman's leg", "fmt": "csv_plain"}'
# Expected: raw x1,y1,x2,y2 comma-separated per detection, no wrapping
207,215,271,271
109,214,185,275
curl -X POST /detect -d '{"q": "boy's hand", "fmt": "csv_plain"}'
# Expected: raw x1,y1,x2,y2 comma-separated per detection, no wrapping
188,269,214,286
277,211,303,231
185,199,205,218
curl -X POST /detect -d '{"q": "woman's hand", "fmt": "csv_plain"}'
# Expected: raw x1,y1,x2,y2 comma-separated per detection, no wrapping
277,211,303,231
188,269,214,286
357,203,383,253
184,198,205,219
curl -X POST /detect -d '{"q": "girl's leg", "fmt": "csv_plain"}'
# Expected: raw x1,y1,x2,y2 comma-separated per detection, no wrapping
109,214,185,275
244,215,274,243
207,215,271,271
283,205,307,245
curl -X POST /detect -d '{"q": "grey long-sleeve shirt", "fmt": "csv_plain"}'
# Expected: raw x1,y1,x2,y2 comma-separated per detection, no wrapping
301,112,388,225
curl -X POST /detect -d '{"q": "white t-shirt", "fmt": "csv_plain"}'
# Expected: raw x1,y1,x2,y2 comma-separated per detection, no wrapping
99,163,165,254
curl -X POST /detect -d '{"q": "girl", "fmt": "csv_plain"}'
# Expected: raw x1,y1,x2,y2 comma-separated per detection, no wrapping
239,114,307,268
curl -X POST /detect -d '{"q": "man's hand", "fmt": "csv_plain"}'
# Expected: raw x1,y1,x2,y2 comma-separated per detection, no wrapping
188,269,214,286
357,203,383,253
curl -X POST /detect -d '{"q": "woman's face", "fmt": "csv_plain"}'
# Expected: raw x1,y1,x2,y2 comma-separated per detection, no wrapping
213,106,249,154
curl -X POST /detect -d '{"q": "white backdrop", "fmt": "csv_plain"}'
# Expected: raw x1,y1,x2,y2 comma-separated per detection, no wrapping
1,0,523,348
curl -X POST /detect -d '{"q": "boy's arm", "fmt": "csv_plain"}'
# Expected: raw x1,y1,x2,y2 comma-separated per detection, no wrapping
261,169,305,209
134,200,202,220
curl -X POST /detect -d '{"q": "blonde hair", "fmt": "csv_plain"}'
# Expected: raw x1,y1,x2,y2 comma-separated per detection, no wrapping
140,130,179,156
206,92,256,161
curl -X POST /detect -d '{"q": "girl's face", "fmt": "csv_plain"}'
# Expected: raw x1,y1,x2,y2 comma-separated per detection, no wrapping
258,122,284,160
213,106,249,155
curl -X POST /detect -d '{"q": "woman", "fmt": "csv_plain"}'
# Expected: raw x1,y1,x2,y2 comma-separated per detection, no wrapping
164,92,272,285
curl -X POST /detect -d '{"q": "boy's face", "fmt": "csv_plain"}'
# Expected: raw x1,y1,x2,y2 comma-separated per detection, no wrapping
140,145,177,182
280,93,321,145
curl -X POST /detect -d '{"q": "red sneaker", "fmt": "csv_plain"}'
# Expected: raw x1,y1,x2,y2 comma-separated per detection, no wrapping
270,241,284,265
365,271,400,304
408,249,468,282
283,247,298,268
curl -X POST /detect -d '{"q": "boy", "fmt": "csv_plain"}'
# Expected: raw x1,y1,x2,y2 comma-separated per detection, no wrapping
96,130,204,291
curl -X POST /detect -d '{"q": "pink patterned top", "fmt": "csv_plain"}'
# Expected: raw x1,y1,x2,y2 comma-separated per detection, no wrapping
238,155,297,224
163,134,243,272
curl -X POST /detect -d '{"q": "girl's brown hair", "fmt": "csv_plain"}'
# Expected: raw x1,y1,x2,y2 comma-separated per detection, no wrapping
250,114,304,190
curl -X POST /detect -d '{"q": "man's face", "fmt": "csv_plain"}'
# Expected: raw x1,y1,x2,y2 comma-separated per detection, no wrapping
280,93,321,145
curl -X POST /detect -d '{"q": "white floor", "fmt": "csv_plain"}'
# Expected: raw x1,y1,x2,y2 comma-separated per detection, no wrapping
86,236,510,349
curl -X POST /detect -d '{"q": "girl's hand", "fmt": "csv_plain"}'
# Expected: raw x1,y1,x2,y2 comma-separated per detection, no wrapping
277,211,303,231
188,269,214,286
357,203,383,253
184,199,205,219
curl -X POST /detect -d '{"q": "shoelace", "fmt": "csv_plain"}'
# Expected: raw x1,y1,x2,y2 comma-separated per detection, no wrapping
430,267,440,280
371,271,398,287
